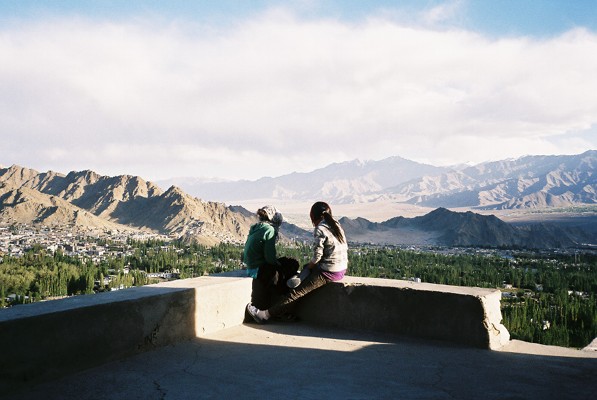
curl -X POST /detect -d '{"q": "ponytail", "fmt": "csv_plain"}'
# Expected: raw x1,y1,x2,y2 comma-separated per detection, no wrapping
311,201,345,243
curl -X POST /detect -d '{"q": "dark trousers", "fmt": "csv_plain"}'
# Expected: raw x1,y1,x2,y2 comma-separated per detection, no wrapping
251,264,276,310
251,276,275,310
268,267,330,317
251,258,299,311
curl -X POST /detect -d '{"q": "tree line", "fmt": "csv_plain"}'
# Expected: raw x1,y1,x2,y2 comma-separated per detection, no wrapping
278,244,597,348
0,240,242,306
1,240,595,348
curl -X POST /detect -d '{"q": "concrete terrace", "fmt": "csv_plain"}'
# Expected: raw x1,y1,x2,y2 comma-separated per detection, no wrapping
2,273,596,400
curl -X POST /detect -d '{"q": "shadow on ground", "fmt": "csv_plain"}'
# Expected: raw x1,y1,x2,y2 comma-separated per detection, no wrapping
7,323,597,400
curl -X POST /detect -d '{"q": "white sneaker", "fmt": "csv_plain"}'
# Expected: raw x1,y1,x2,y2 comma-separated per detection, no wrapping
246,303,266,324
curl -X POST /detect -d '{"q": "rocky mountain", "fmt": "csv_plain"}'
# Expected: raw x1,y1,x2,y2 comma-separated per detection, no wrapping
2,151,595,248
0,185,128,230
0,165,259,245
158,156,447,204
160,151,596,210
383,150,596,209
340,208,593,249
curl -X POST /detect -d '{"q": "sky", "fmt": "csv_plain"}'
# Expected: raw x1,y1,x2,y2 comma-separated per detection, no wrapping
1,0,596,182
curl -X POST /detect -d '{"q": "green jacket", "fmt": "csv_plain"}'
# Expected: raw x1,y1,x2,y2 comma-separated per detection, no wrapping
243,222,279,278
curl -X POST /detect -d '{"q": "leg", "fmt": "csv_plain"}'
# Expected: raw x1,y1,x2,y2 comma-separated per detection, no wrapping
252,263,278,310
250,277,270,310
268,268,329,318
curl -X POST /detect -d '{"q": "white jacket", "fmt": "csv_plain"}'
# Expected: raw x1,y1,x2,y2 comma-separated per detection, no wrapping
310,221,348,272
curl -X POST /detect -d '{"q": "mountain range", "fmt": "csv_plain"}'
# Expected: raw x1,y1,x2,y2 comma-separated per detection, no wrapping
159,151,596,209
1,151,596,249
339,208,595,249
0,166,256,245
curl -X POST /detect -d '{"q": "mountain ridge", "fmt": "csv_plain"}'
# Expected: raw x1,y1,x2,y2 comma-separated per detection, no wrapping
158,151,596,210
2,152,596,249
158,156,447,204
0,166,257,245
339,207,593,249
389,150,596,209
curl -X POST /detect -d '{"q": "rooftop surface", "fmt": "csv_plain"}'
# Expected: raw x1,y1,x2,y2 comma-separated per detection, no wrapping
8,322,597,400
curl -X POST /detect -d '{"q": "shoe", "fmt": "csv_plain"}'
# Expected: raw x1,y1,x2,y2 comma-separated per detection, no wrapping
246,303,266,324
287,275,301,289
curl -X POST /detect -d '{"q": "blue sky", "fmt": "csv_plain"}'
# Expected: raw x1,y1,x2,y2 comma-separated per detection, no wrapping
3,0,596,36
1,1,596,181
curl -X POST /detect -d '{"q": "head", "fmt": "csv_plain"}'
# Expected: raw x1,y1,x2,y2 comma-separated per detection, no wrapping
310,201,345,243
310,201,332,226
257,205,283,228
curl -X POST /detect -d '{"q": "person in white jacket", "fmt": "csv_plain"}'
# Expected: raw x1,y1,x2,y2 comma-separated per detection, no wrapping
246,201,348,323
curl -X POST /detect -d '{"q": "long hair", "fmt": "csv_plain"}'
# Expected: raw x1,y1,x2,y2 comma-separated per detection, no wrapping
310,201,345,243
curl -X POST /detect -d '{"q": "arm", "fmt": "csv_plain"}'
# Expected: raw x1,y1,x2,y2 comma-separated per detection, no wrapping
263,228,279,266
309,227,326,268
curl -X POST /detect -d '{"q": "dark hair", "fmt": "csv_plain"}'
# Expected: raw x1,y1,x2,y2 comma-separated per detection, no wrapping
257,208,269,221
310,201,345,243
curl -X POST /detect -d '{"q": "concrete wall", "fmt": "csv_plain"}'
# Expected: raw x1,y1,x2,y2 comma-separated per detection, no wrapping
0,273,508,393
164,274,251,336
295,276,510,350
0,286,194,394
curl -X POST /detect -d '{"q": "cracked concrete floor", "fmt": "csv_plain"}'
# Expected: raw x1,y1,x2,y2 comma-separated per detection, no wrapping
8,323,597,400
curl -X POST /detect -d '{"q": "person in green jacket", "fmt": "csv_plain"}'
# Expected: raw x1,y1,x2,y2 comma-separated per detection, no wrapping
243,205,283,310
246,201,348,324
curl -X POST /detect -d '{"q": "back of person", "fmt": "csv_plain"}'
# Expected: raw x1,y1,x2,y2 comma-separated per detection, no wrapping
246,201,347,324
242,205,299,313
243,221,277,277
313,221,348,273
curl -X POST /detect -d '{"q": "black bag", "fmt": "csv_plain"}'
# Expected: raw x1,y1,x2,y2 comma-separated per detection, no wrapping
272,256,299,294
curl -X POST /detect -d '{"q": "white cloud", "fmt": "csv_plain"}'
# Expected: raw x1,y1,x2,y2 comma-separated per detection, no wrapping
1,10,596,180
421,0,464,26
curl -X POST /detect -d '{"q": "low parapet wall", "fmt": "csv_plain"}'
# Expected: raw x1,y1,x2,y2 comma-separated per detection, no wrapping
0,273,509,393
0,275,252,394
296,276,510,350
